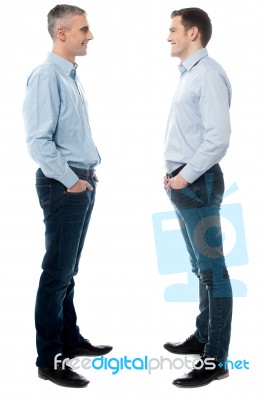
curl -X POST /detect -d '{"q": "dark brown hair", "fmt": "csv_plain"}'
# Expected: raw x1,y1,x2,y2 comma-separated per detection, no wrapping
171,8,212,47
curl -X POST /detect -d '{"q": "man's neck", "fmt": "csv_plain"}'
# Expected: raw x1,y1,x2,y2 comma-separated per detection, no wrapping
52,47,75,65
180,45,203,63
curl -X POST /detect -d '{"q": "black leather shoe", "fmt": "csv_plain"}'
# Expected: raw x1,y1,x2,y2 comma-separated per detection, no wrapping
64,339,113,359
38,365,89,388
164,334,205,355
172,357,229,388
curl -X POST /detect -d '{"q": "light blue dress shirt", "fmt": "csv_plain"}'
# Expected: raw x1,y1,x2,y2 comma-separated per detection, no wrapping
164,48,232,183
23,52,100,188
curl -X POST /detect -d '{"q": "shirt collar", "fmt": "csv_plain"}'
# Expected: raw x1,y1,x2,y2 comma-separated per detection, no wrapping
47,52,78,76
179,48,208,74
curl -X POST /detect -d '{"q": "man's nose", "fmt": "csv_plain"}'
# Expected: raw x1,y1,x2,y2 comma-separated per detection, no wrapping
87,31,94,40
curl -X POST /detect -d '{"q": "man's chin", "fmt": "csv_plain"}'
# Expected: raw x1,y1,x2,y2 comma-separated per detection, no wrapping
77,51,87,57
170,47,180,57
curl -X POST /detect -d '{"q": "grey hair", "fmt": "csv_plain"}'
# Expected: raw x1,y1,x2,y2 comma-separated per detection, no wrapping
47,4,86,39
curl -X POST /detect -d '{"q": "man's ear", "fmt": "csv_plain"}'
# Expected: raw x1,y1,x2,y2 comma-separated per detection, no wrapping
189,26,200,42
56,27,66,42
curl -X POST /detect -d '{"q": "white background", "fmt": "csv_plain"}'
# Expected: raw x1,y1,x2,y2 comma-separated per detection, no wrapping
0,0,265,398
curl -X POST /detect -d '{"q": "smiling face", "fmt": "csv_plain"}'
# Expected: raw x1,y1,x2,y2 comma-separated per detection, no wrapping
55,14,93,63
167,16,200,61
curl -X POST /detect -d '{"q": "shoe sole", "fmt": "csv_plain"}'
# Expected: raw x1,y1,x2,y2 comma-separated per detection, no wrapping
38,372,89,388
173,370,229,388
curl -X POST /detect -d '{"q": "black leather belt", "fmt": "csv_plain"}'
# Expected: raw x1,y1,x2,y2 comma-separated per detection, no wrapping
166,163,220,180
70,166,96,179
166,164,186,179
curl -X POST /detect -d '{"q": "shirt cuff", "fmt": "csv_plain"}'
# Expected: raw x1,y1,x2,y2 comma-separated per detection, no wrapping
59,168,79,188
179,165,202,184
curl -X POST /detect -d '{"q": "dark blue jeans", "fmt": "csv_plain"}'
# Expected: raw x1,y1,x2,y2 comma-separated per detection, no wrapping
35,168,96,368
166,164,232,362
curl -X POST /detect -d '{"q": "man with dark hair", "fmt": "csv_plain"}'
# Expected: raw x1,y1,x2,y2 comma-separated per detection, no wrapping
23,4,112,388
163,7,233,388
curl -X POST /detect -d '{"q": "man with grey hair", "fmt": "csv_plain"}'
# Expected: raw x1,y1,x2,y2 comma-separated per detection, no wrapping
23,4,112,388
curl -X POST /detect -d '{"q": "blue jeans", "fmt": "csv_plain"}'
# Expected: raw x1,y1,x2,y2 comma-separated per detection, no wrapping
35,168,96,368
166,164,232,362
